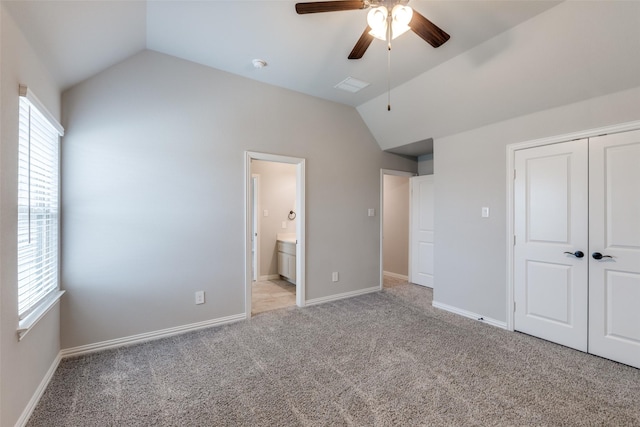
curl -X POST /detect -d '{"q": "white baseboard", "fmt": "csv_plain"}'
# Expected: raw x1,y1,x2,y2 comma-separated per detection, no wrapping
383,271,408,280
60,313,246,358
432,300,508,330
16,352,62,427
305,286,379,306
258,274,280,281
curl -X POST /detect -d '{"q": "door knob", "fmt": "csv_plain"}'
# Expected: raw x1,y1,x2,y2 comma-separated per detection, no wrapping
564,251,584,258
592,252,613,260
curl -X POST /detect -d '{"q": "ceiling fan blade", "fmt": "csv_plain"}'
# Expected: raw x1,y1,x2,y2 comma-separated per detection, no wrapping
409,11,450,48
348,26,374,59
295,1,366,14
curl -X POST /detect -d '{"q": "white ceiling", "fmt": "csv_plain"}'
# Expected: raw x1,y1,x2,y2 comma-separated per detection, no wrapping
359,0,640,148
3,0,562,107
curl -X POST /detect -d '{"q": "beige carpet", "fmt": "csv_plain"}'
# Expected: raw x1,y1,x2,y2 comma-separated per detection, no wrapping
28,282,640,426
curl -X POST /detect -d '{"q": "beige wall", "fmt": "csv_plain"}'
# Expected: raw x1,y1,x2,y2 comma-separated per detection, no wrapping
383,175,410,277
0,5,62,426
251,160,296,278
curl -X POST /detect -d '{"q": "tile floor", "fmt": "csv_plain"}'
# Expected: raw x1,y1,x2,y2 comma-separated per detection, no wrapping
251,274,410,315
251,279,296,315
382,274,409,288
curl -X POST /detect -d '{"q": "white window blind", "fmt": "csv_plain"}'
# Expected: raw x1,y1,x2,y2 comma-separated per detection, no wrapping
17,87,63,321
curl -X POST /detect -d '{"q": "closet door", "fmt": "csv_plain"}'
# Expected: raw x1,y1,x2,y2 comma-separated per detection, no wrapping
514,140,589,351
588,130,640,369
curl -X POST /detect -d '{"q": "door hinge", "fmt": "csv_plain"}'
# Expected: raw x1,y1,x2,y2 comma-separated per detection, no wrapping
514,169,516,180
514,301,516,312
514,235,516,246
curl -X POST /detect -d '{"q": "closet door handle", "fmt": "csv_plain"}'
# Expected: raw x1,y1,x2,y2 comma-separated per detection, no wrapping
564,251,584,258
592,252,613,260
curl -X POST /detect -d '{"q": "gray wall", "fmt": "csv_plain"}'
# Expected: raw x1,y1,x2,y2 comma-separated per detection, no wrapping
434,86,640,323
251,160,296,278
417,154,433,176
60,50,417,349
0,5,62,426
383,175,409,277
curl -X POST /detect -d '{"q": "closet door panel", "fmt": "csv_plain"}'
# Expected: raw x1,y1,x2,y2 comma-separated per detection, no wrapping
514,139,589,351
589,129,640,369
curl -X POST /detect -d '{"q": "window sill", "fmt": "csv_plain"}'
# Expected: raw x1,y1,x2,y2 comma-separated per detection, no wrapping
17,290,65,341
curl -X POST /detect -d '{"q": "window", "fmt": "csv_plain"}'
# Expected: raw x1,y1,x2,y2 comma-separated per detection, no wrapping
17,85,64,338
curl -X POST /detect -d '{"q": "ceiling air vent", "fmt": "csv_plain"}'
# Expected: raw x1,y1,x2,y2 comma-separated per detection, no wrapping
334,77,370,93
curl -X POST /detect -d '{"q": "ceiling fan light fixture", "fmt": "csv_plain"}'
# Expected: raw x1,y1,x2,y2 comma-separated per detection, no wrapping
367,6,388,41
391,4,412,39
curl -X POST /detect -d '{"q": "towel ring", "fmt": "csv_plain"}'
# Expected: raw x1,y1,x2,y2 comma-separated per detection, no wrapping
288,210,296,220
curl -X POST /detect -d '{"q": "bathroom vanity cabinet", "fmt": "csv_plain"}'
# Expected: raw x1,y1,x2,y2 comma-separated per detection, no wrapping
277,240,296,284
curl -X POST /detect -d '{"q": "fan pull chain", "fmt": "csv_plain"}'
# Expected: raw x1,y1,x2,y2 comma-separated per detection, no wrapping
387,19,392,111
387,42,392,111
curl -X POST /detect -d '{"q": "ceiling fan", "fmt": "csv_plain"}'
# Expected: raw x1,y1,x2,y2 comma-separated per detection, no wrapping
295,0,450,59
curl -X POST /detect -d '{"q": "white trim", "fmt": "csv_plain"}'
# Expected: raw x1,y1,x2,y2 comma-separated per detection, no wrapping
245,152,306,318
382,271,408,281
295,158,306,308
18,84,64,136
17,290,65,341
380,169,416,291
251,174,261,282
257,274,281,281
432,300,508,330
60,313,246,358
305,286,380,307
16,352,62,427
505,119,640,331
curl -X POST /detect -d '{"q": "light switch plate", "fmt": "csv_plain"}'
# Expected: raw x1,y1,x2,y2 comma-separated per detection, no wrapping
368,208,375,217
481,207,490,218
263,210,269,217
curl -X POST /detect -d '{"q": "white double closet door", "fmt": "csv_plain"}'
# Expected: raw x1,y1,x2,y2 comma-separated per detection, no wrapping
514,129,640,369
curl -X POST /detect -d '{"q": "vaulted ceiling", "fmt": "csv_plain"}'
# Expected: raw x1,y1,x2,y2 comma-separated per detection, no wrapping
4,1,640,153
4,0,560,107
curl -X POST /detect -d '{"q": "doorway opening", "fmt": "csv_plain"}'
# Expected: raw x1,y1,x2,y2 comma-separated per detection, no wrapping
245,152,305,318
380,169,415,289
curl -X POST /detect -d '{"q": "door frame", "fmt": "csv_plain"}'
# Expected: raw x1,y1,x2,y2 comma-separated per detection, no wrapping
505,120,640,331
251,174,260,282
379,169,416,289
245,151,306,318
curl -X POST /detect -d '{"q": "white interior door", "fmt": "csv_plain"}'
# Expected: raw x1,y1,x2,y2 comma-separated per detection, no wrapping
410,175,434,287
588,130,640,369
514,140,589,352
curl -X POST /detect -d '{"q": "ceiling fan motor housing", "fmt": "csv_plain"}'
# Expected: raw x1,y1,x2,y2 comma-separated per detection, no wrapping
368,0,410,8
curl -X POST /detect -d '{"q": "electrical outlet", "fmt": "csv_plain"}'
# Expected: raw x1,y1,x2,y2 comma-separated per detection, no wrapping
282,221,287,229
332,272,339,282
195,291,205,305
